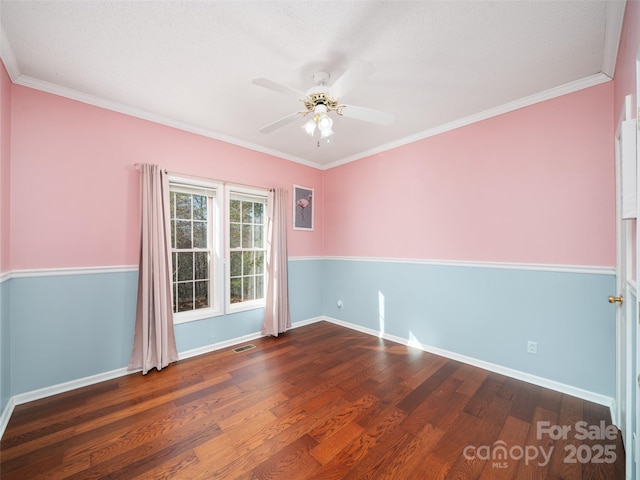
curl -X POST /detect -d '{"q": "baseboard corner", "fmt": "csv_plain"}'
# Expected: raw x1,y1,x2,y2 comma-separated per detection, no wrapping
0,397,16,440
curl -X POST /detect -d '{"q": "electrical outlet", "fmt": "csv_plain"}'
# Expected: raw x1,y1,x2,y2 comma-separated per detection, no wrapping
527,341,538,355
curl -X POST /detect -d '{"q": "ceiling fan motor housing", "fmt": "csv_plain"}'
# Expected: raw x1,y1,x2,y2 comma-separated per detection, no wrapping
303,71,341,113
304,92,339,112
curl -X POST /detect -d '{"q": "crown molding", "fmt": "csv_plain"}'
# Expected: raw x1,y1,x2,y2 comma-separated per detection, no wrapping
1,14,619,174
602,0,627,78
322,73,613,170
12,74,324,170
13,69,614,173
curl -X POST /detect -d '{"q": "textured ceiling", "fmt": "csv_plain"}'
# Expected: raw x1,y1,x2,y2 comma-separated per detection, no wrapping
0,1,626,169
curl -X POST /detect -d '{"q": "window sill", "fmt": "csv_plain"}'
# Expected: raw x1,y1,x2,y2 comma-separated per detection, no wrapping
226,300,266,315
173,308,223,325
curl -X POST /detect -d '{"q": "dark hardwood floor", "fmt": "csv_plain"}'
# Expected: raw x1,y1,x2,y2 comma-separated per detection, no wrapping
0,321,625,479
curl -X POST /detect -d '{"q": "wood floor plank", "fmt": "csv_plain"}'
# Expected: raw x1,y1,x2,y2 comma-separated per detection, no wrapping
463,373,506,419
455,366,491,397
307,394,378,443
377,422,446,479
512,406,560,480
401,354,450,390
133,450,201,480
396,359,462,413
478,415,531,480
549,395,584,480
509,381,543,423
340,426,414,479
251,433,320,480
308,406,408,480
65,399,214,465
400,375,465,435
0,321,625,479
309,422,365,465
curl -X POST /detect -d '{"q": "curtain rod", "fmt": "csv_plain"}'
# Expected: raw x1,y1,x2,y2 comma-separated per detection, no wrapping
133,163,283,193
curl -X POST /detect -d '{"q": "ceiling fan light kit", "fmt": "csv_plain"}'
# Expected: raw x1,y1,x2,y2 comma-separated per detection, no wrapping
253,60,395,146
302,103,335,141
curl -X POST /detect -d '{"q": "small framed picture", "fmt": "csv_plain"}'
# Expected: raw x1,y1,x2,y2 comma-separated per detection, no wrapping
293,185,314,231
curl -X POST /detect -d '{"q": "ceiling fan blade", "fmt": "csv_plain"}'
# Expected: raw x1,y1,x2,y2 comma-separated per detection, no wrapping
252,78,306,100
258,112,304,134
339,104,395,126
330,60,376,99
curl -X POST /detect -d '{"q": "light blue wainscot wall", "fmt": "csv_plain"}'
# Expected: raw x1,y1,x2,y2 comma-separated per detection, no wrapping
8,258,324,398
175,258,323,352
10,270,138,396
322,258,616,399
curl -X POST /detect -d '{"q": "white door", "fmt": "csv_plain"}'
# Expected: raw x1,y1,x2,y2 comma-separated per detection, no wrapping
614,94,637,479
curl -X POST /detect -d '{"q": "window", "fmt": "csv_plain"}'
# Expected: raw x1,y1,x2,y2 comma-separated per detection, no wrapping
167,178,268,322
169,178,223,323
228,189,268,312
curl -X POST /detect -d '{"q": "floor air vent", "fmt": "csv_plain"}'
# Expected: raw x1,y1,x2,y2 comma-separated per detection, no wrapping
233,344,256,353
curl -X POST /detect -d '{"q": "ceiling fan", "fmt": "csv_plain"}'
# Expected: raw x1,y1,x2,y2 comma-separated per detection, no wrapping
252,60,395,143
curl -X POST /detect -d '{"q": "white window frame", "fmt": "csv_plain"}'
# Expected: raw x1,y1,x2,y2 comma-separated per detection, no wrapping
226,185,269,314
169,175,224,324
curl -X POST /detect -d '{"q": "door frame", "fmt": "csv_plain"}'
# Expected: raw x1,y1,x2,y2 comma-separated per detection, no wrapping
634,45,640,479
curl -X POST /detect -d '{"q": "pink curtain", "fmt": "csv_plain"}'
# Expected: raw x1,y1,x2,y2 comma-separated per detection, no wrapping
128,164,178,374
262,188,291,336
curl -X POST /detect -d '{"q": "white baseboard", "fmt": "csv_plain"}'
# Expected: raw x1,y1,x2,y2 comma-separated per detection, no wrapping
322,316,615,411
290,316,324,329
177,332,265,361
0,316,325,439
0,366,139,440
0,396,14,440
1,314,612,441
11,367,139,407
178,316,325,361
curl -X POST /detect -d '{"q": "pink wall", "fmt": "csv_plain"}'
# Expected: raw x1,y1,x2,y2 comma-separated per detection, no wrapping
8,55,619,270
323,82,615,267
0,63,10,274
9,86,322,270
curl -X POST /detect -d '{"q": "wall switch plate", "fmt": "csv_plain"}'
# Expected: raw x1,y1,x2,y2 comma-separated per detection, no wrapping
527,341,538,355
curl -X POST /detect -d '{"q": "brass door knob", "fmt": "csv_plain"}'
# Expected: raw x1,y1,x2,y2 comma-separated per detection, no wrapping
608,295,623,304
